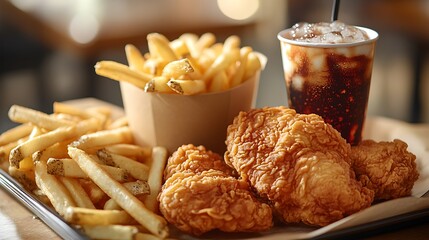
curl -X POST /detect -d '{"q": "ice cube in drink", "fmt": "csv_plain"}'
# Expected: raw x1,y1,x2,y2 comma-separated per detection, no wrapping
278,21,378,145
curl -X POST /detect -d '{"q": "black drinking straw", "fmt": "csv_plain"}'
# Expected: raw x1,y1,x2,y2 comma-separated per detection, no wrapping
331,0,340,21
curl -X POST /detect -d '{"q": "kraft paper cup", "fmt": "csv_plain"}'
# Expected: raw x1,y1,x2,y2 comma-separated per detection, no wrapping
120,54,266,154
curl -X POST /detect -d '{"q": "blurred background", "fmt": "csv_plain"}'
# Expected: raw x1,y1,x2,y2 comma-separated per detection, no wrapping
1,0,428,132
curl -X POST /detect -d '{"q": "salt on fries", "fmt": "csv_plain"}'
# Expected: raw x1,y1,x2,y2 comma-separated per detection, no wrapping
68,147,168,238
46,158,130,182
0,102,169,239
95,33,262,95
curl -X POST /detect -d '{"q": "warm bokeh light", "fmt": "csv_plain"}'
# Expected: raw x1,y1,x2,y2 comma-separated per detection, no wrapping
217,0,259,20
68,13,99,44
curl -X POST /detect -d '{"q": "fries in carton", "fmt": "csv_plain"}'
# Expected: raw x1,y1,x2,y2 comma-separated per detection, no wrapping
94,33,267,154
120,60,264,154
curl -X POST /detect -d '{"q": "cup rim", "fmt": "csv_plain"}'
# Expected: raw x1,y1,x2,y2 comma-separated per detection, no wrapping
277,26,378,48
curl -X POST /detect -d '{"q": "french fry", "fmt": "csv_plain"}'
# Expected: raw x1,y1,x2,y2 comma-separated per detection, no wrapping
169,38,189,58
8,105,74,130
79,179,107,205
197,47,218,71
54,112,82,122
202,48,240,81
8,166,37,191
210,42,224,55
103,181,150,210
0,123,32,146
0,160,8,171
28,126,45,139
95,61,152,89
209,70,229,92
18,156,33,171
33,189,52,206
144,76,175,94
135,232,163,240
195,32,216,56
243,51,263,81
71,126,133,150
183,33,216,61
28,141,71,185
65,207,136,225
107,116,128,129
47,158,130,182
53,102,92,119
103,144,152,162
104,198,122,210
59,177,95,209
167,79,206,95
34,152,76,216
53,102,108,127
181,53,203,78
96,149,149,181
223,35,241,52
125,44,146,73
0,139,25,165
161,58,194,79
95,32,261,95
71,115,103,134
230,46,252,87
179,33,199,58
123,180,150,196
68,147,168,238
147,33,177,63
9,118,99,168
81,225,139,240
144,146,168,212
179,33,198,43
95,33,262,94
86,106,112,119
142,58,163,76
36,140,74,162
9,127,75,168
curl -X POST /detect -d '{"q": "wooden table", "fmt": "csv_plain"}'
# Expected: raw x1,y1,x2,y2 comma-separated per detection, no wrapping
0,188,60,240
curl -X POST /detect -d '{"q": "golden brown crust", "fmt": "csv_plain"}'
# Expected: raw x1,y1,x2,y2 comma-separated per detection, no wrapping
225,106,374,226
351,139,419,200
159,144,273,236
163,144,235,180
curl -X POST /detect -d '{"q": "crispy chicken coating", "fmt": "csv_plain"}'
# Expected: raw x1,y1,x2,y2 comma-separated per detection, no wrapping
351,139,419,200
225,107,374,226
159,144,272,236
163,144,235,180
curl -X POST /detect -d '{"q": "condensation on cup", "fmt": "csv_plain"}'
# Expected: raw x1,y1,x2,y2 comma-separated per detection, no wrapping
278,21,379,145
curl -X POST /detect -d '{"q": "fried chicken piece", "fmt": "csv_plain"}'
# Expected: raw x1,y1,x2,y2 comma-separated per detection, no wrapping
351,139,419,201
163,144,235,180
159,144,273,236
225,106,374,226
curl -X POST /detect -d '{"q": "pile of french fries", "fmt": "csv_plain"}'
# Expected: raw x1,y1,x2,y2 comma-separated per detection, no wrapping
0,102,169,239
95,33,262,95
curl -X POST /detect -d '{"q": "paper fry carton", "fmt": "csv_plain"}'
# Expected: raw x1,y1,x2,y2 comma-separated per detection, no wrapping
120,55,266,154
